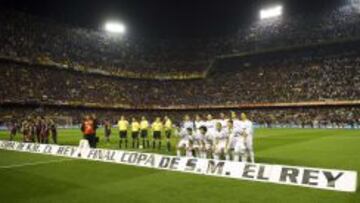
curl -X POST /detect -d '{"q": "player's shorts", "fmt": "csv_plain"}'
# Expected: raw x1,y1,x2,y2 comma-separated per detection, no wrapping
153,131,161,139
244,136,253,151
233,140,246,154
177,139,190,149
204,142,213,151
215,141,227,153
132,131,139,139
140,130,147,138
228,139,237,149
105,130,111,137
119,131,127,139
192,141,203,150
165,130,171,139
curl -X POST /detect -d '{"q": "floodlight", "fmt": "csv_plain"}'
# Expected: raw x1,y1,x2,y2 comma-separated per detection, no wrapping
260,5,283,20
104,22,126,34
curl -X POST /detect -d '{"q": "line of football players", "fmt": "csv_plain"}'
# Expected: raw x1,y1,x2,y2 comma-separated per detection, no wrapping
8,117,58,144
176,112,254,162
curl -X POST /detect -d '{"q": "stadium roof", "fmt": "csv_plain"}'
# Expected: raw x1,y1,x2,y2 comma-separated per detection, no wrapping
1,0,343,38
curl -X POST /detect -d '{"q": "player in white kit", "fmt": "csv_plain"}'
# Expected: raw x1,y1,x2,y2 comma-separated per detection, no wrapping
225,119,237,160
194,114,206,133
231,111,242,130
181,115,194,133
227,120,246,162
192,126,207,158
213,122,229,160
217,112,228,129
239,113,255,163
176,127,193,157
204,114,216,135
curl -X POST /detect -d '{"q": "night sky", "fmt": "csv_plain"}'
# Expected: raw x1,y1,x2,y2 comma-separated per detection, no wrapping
0,0,345,38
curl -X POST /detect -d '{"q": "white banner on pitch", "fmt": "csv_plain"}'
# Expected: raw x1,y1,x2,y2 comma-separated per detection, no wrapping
0,140,357,192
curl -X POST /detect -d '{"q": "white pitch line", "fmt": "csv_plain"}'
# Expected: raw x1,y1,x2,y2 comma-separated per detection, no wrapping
0,159,74,169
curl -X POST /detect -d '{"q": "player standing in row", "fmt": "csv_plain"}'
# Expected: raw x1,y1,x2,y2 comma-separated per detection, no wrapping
194,114,206,133
131,118,140,148
213,122,229,160
193,126,208,158
227,119,245,162
103,119,112,143
8,119,18,141
152,117,163,149
164,116,172,152
140,116,150,148
204,114,216,135
181,115,194,133
118,116,129,149
231,111,242,129
217,113,228,129
239,113,255,163
227,113,254,162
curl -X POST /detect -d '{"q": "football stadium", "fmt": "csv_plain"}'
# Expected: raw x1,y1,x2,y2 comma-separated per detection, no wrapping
0,0,360,202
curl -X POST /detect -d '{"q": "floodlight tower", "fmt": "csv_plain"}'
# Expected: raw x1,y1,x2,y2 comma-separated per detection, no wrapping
260,5,283,20
104,21,126,34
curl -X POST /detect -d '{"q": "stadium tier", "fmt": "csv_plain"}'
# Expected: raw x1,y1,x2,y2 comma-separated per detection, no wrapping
1,6,360,80
0,6,359,124
1,46,359,106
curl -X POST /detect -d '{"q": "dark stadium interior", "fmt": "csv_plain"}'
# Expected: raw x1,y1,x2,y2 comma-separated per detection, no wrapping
0,0,345,37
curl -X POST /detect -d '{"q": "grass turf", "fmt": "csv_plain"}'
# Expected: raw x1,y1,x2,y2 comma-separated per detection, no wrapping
0,128,359,203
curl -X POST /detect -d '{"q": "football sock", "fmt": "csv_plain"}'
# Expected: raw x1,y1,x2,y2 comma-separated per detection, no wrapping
249,151,255,163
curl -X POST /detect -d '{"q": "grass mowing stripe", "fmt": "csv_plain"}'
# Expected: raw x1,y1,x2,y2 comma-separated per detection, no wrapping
0,158,74,169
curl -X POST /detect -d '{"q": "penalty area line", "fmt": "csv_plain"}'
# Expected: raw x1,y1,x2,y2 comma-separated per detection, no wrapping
0,158,75,169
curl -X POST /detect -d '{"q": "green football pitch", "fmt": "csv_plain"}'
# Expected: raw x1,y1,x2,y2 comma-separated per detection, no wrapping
0,128,359,203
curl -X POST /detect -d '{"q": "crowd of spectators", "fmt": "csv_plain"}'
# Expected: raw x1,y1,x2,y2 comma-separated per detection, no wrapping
1,51,359,107
0,5,360,79
211,5,360,55
1,6,360,127
0,9,210,80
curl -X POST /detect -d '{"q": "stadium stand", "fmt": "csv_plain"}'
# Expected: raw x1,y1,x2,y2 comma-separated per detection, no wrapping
0,5,359,125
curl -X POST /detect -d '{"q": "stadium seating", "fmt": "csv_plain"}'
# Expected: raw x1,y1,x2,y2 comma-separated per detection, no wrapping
0,6,359,125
